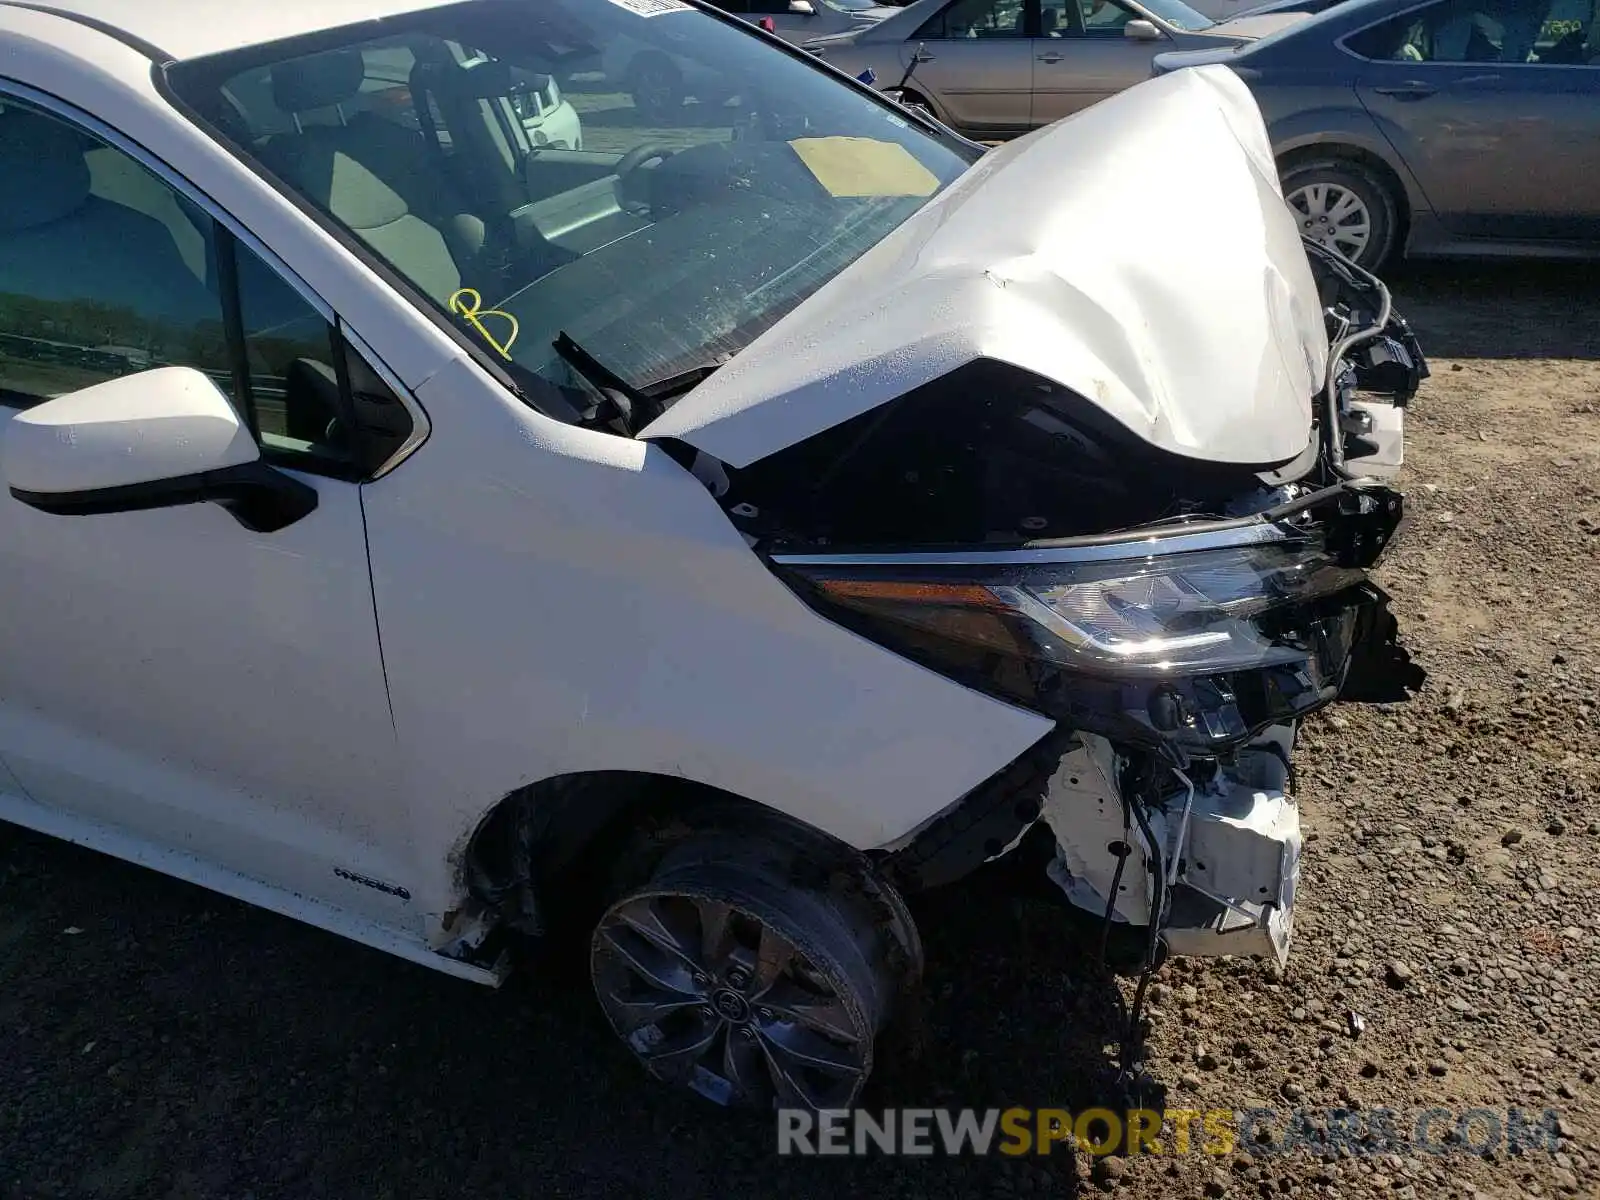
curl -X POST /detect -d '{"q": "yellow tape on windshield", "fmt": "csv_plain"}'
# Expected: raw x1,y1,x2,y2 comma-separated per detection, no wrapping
449,288,520,361
787,137,939,199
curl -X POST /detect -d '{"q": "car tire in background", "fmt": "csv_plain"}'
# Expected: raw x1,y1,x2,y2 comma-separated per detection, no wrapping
1279,157,1401,271
629,52,685,123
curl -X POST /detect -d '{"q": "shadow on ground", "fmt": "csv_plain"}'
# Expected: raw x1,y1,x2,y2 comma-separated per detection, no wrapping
1389,260,1600,361
0,826,1143,1200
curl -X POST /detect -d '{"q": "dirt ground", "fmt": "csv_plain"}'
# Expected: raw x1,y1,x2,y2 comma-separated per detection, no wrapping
1,260,1597,1200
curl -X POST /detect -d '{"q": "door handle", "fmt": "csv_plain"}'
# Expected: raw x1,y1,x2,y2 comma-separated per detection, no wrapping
915,51,936,61
1037,51,1063,62
1371,81,1436,99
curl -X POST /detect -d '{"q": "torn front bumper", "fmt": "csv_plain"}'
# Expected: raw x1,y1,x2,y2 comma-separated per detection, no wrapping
1042,734,1301,964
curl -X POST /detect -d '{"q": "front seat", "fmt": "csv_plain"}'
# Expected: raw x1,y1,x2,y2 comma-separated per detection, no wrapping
0,109,220,403
255,49,489,306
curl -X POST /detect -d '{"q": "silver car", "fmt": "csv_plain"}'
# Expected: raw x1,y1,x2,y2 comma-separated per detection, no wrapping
806,0,1309,137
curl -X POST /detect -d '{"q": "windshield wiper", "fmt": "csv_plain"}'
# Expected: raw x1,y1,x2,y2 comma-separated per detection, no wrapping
552,333,729,434
551,331,660,435
641,355,732,404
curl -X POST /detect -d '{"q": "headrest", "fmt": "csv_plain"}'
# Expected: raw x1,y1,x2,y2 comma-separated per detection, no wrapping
258,130,410,230
0,109,91,232
271,49,366,113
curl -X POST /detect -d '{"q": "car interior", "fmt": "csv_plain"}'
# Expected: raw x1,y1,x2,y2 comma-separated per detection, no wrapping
1381,0,1593,61
183,18,962,410
0,100,406,468
0,103,226,408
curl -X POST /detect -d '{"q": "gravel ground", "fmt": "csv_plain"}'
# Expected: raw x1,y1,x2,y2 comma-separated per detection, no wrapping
2,261,1598,1200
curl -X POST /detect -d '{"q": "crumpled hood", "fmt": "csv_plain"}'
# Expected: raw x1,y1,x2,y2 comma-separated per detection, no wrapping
639,64,1329,469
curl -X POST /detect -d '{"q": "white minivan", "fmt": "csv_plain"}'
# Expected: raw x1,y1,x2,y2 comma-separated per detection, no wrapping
0,0,1422,1111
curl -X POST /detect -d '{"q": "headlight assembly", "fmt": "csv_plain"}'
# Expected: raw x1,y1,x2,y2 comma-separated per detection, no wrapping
772,487,1404,751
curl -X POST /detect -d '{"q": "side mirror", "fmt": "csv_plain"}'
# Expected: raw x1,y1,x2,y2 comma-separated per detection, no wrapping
3,366,317,533
789,0,817,12
1124,17,1163,39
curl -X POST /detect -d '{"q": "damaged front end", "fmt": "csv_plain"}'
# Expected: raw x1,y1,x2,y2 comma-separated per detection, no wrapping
772,473,1414,964
626,62,1427,1091
695,235,1425,1069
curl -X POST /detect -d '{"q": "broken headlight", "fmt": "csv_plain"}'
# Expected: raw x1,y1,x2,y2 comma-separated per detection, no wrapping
774,520,1387,751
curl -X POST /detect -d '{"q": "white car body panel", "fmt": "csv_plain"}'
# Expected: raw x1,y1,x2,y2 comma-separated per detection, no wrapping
522,98,584,150
0,3,1054,968
366,355,1055,931
0,2,1371,992
3,0,463,60
0,401,418,930
641,64,1329,469
0,784,505,983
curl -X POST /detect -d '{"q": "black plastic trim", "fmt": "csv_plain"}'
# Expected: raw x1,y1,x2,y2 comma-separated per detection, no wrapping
10,459,318,533
213,225,261,440
882,727,1077,893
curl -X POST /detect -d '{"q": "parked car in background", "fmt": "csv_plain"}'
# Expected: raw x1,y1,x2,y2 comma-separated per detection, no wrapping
804,0,1311,139
602,0,899,117
1187,0,1328,21
717,0,904,39
1155,0,1600,267
1231,0,1350,14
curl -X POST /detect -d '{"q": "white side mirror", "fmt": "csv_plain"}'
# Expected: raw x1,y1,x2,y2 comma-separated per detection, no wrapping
789,0,818,13
3,366,316,532
1124,17,1163,38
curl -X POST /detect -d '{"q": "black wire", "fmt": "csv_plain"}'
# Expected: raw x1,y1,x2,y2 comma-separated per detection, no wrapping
1097,794,1133,965
1118,794,1166,1085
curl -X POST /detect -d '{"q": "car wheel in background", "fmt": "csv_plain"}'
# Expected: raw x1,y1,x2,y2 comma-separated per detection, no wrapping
629,53,684,123
1280,157,1400,271
590,831,909,1109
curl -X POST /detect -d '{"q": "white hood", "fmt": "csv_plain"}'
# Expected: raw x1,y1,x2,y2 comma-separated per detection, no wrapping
639,64,1329,469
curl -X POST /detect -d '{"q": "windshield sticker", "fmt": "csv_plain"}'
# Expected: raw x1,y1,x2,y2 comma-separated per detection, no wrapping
599,0,693,15
448,288,520,361
787,137,939,199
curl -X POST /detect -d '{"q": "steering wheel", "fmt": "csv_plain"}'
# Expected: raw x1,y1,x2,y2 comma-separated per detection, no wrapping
614,143,677,216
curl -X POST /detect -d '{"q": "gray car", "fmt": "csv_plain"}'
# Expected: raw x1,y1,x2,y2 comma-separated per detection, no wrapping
804,0,1309,138
1154,0,1600,267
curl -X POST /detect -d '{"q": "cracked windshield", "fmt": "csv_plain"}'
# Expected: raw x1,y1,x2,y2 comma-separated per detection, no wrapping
169,0,973,422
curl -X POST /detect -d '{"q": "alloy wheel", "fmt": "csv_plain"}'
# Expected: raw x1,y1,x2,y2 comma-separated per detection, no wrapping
1286,181,1373,262
591,888,878,1109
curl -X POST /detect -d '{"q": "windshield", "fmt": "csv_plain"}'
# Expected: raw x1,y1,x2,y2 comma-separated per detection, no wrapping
1136,0,1216,29
167,0,972,419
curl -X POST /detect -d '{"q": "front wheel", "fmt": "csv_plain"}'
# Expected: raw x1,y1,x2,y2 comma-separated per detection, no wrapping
590,833,906,1109
1280,158,1400,271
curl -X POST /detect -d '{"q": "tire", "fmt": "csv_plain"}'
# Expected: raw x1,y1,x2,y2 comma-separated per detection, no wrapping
589,830,907,1110
629,54,684,124
1280,157,1401,272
